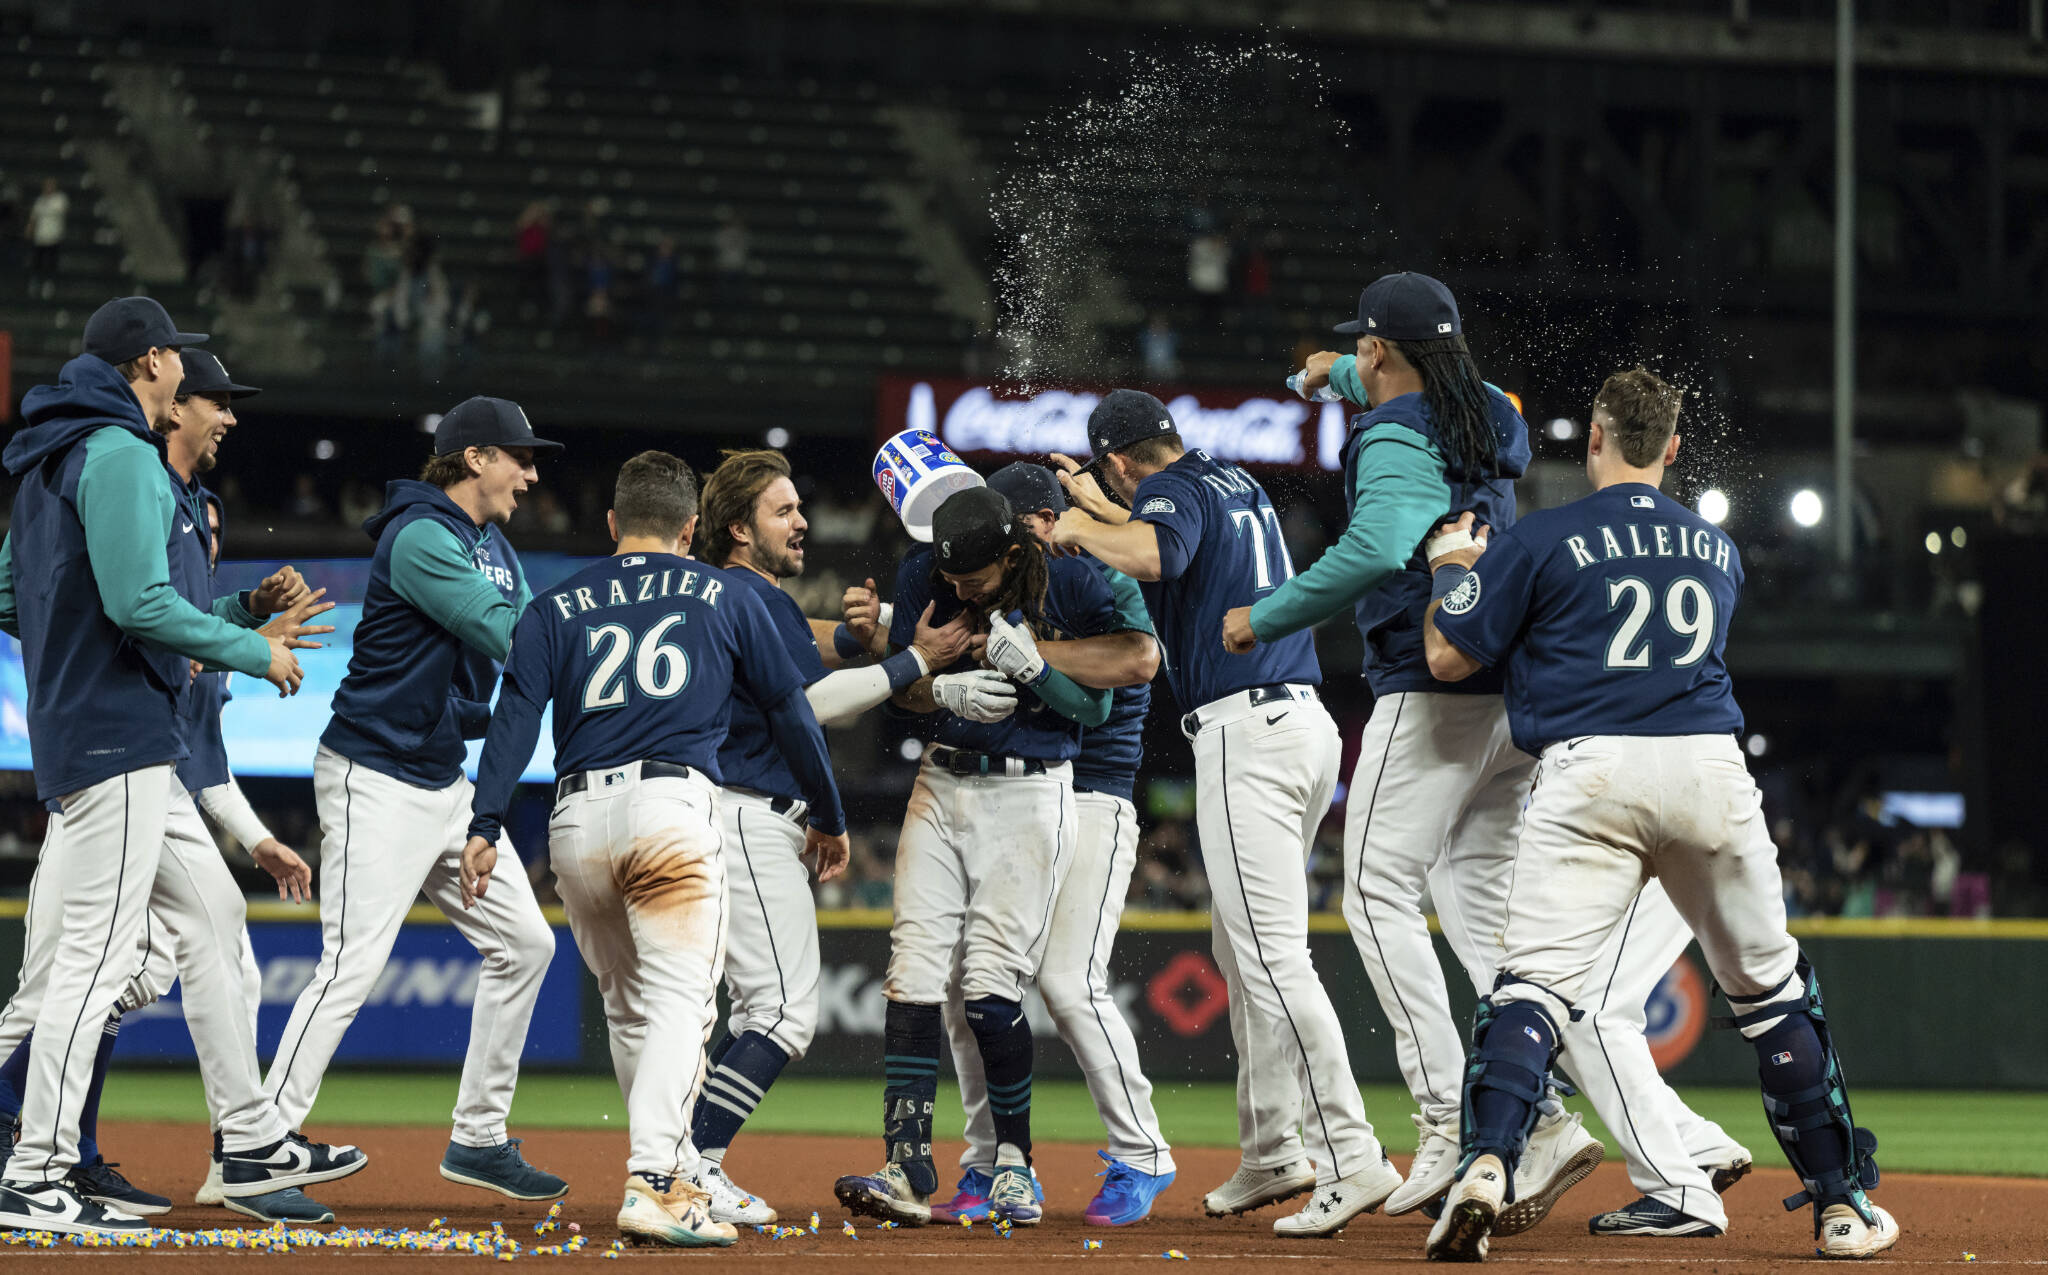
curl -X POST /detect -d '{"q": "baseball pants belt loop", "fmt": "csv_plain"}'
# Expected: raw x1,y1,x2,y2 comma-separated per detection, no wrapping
556,759,700,803
724,784,810,828
1179,682,1321,740
927,744,1049,778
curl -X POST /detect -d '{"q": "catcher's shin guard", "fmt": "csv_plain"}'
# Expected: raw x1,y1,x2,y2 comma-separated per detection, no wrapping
1457,990,1566,1197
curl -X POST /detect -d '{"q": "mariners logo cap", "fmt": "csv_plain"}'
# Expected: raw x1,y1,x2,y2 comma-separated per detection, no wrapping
986,461,1066,517
433,395,564,456
1334,271,1462,341
177,350,261,400
83,296,208,365
932,486,1015,573
1082,388,1177,468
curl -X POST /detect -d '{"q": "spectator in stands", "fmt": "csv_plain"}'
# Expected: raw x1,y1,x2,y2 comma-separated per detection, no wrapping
515,201,551,313
407,234,453,377
452,281,490,363
584,243,616,347
365,205,413,357
712,209,750,302
24,177,66,292
1138,313,1179,380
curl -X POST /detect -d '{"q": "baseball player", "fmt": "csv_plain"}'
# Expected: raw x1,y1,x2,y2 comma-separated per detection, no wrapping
461,450,848,1249
834,485,1133,1228
263,396,566,1201
1419,368,1898,1261
0,299,361,1236
684,447,972,1224
1049,389,1401,1239
934,461,1177,1226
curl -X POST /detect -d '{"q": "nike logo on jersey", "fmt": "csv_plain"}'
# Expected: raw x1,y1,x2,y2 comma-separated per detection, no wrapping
181,521,195,534
1565,736,1591,750
1265,712,1288,725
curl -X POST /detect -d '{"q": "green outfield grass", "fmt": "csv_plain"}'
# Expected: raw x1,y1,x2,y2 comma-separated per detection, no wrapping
99,1072,2047,1179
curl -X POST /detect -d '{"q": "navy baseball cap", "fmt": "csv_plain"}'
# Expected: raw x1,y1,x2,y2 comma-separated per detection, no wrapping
1082,388,1178,467
432,396,563,456
986,461,1066,516
1334,271,1461,341
177,350,261,400
931,486,1015,573
83,296,208,365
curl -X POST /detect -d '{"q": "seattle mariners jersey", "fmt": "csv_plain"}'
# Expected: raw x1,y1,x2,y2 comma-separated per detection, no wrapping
1072,561,1151,800
889,545,1123,760
717,566,830,801
1131,448,1320,708
1432,482,1744,754
468,552,846,842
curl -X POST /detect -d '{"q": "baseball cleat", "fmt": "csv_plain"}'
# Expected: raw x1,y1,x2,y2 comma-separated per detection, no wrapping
1202,1157,1315,1216
0,1179,151,1236
223,1187,337,1225
1425,1153,1506,1262
439,1137,567,1201
1588,1196,1725,1237
1492,1110,1603,1237
988,1163,1042,1225
929,1167,993,1223
219,1131,367,1197
618,1172,737,1248
1703,1151,1753,1195
1086,1151,1174,1226
1274,1155,1404,1238
833,1162,931,1226
689,1163,776,1225
68,1157,170,1216
1816,1201,1900,1259
1387,1113,1460,1215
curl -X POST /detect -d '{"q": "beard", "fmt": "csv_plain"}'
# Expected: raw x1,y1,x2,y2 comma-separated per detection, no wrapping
196,448,218,474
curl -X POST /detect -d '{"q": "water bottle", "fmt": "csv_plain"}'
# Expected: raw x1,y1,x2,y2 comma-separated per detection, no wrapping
1286,370,1343,404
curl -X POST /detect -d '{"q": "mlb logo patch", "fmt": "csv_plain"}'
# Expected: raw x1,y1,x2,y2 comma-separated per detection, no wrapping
1523,1025,1542,1043
1437,321,1453,334
1772,1050,1794,1065
1631,495,1655,509
604,771,626,788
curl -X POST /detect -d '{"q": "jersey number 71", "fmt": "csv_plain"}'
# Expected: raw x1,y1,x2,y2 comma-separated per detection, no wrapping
1228,505,1295,591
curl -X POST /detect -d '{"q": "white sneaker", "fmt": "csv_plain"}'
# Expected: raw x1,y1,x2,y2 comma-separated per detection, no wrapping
832,1162,932,1226
1493,1110,1603,1237
618,1173,738,1248
1817,1201,1900,1259
1425,1154,1505,1262
1274,1156,1404,1237
1202,1157,1316,1216
195,1157,225,1207
1386,1113,1460,1215
690,1164,776,1225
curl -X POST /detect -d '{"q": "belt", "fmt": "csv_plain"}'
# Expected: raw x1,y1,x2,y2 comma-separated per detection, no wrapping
556,760,699,803
724,784,809,827
929,745,1048,777
1180,683,1319,738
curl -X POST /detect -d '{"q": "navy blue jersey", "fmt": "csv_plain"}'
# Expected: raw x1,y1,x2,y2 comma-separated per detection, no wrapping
1432,483,1745,755
889,545,1122,761
1132,449,1320,709
1072,560,1152,801
716,566,830,801
469,553,845,842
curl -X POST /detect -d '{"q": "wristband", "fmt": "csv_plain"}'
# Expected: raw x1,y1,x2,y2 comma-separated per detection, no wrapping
1431,564,1470,605
1425,528,1476,562
881,647,926,693
832,623,865,660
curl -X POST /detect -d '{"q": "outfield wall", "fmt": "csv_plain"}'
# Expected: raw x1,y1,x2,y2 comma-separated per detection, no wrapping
0,906,2038,1089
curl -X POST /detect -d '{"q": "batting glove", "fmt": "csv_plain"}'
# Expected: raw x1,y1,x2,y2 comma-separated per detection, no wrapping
933,669,1019,722
984,609,1047,685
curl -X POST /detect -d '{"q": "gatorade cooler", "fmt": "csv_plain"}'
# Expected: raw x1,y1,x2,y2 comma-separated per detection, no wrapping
872,428,983,542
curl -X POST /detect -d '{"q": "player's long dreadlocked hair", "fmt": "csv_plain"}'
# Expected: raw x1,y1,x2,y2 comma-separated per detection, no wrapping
1388,334,1500,481
930,524,1052,638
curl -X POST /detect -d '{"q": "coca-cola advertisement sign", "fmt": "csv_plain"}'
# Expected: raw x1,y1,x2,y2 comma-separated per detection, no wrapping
875,376,1348,472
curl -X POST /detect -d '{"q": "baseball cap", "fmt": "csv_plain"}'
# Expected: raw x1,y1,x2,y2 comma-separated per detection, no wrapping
1081,388,1178,468
986,461,1066,516
432,396,563,456
931,486,1016,574
1333,271,1461,340
83,296,208,365
177,350,261,400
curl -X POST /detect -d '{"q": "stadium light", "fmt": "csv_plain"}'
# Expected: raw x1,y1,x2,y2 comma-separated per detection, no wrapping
1789,488,1824,528
1698,488,1730,525
765,426,791,449
1746,734,1769,758
1545,417,1578,441
1950,526,1967,549
898,739,923,761
1924,531,1942,555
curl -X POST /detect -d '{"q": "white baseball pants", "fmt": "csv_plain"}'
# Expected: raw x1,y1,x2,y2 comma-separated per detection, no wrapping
885,753,1075,1007
265,746,556,1148
1191,688,1382,1185
550,762,727,1178
947,790,1175,1177
719,791,819,1061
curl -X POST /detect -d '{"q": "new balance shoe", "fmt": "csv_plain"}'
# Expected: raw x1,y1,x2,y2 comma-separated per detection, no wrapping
1703,1151,1753,1195
689,1163,775,1225
0,1179,151,1236
223,1187,336,1225
618,1173,736,1248
988,1163,1041,1225
1817,1200,1900,1259
1386,1113,1460,1215
439,1138,567,1201
68,1158,170,1217
1589,1196,1725,1237
1085,1151,1175,1226
1201,1157,1316,1216
929,1168,992,1223
1274,1155,1404,1238
833,1162,931,1226
1425,1154,1506,1262
1492,1110,1603,1237
219,1131,367,1198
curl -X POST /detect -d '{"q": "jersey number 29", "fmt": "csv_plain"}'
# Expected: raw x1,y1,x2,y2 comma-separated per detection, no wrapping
583,614,691,710
1605,577,1715,670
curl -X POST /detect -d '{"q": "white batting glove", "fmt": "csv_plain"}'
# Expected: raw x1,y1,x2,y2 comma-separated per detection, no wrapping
984,609,1046,685
933,669,1019,722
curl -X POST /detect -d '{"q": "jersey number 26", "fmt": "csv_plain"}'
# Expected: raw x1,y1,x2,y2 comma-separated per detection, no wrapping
1604,577,1715,670
583,614,691,710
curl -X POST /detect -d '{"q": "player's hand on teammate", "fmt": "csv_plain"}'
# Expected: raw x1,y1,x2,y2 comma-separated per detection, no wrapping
842,577,892,659
801,827,852,882
1221,605,1259,655
258,586,339,650
1047,454,1125,525
932,668,1018,722
1425,511,1491,572
459,836,498,908
1047,507,1101,557
248,566,312,619
984,609,1046,683
910,602,973,670
252,837,314,903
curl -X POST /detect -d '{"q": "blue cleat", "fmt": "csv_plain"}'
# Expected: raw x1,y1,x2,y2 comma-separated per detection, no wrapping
1085,1151,1176,1226
224,1187,337,1225
989,1164,1042,1226
928,1168,992,1223
439,1138,568,1201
